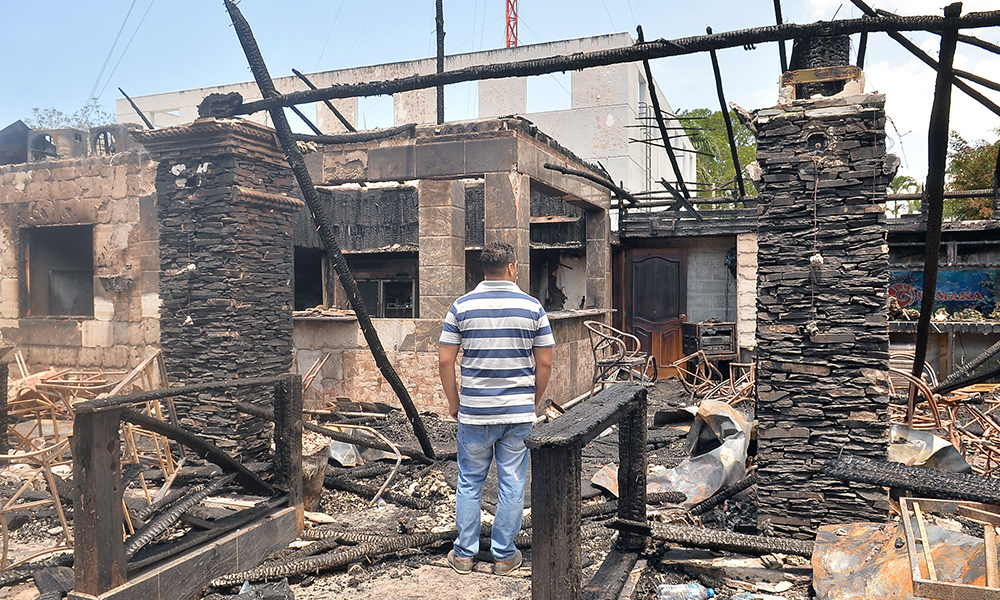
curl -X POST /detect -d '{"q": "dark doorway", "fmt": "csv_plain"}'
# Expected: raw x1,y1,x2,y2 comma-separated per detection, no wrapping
626,248,686,377
294,247,325,311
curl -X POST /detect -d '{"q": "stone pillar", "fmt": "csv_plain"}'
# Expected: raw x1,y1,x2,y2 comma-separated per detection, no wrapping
585,208,610,310
485,170,531,287
418,180,465,320
752,94,893,537
135,118,305,460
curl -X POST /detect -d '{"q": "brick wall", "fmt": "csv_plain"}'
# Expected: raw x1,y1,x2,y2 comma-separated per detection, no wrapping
0,153,158,370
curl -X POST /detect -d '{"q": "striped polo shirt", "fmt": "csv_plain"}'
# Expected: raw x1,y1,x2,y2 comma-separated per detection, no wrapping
440,280,555,425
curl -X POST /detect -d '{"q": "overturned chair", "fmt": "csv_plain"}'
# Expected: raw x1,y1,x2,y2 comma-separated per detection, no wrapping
584,321,657,397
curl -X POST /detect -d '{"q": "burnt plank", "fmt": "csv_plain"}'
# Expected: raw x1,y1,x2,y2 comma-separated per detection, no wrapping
531,446,582,600
526,384,645,450
617,390,647,550
581,547,640,600
72,408,126,596
272,375,304,530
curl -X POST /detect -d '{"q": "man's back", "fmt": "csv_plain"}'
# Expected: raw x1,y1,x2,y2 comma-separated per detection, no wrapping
440,280,554,424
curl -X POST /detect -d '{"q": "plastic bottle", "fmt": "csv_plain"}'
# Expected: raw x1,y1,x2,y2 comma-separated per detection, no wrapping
655,582,715,600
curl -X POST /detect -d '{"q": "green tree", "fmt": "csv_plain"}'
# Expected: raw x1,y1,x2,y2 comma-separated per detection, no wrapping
677,108,757,199
24,98,114,130
944,128,999,220
887,174,921,217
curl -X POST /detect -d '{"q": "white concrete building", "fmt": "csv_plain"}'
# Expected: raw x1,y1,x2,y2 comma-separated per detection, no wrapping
116,33,696,198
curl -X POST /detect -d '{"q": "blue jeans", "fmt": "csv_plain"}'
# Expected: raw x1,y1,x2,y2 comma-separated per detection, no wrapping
454,421,532,561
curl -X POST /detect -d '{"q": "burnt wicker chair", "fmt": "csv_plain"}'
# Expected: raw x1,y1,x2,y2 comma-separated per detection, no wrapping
584,320,657,397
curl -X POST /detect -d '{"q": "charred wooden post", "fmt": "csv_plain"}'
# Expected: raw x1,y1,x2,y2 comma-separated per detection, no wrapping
435,0,445,125
706,27,746,198
118,88,154,130
71,408,126,597
911,3,962,385
222,0,436,459
272,375,304,530
773,0,788,72
526,384,647,600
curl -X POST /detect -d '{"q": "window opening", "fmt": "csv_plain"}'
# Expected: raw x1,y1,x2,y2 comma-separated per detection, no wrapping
21,225,94,317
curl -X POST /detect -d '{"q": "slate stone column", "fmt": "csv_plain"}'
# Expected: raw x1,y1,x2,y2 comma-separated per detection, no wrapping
135,119,304,460
485,170,531,287
418,180,465,320
752,94,894,537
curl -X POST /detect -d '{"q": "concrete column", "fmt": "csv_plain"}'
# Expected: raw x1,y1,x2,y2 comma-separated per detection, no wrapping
484,170,530,287
315,98,359,134
735,232,758,353
585,208,610,310
394,89,436,125
479,78,527,117
418,180,465,321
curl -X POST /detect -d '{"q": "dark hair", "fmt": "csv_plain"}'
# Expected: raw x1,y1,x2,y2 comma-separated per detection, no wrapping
481,241,516,277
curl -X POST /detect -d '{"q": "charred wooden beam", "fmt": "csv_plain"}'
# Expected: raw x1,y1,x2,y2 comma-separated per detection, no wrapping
688,471,757,516
857,31,868,68
77,374,287,414
288,103,323,136
958,33,1000,56
637,26,691,200
824,454,1000,504
292,68,357,132
911,2,962,384
228,11,1000,116
126,495,285,572
543,162,637,205
323,475,432,509
124,473,236,558
234,401,435,465
223,0,436,460
852,0,1000,118
619,520,814,558
118,87,154,130
122,409,273,496
291,123,416,145
659,178,704,221
209,530,455,587
706,26,746,198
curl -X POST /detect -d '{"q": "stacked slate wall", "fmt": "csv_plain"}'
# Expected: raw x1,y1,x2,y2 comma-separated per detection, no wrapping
752,94,894,537
139,120,303,461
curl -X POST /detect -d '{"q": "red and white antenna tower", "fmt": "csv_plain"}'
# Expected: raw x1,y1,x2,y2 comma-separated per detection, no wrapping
506,0,518,47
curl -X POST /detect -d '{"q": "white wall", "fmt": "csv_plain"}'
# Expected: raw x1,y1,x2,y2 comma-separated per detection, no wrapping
117,33,696,199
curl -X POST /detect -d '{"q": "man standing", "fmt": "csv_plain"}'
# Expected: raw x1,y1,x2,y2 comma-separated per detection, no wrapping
439,241,554,575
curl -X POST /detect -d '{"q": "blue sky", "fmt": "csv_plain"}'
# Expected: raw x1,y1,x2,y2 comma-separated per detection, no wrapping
1,0,999,179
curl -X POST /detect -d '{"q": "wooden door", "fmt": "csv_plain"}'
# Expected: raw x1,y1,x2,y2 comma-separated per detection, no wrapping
626,249,686,378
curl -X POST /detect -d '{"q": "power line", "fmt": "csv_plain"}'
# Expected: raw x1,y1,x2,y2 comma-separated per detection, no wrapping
86,0,138,106
315,0,346,70
98,0,156,100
